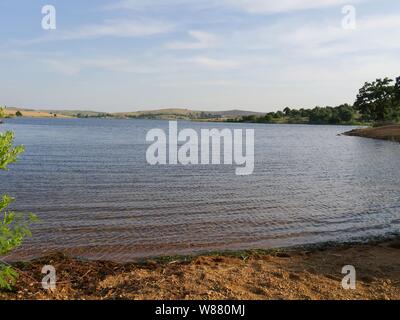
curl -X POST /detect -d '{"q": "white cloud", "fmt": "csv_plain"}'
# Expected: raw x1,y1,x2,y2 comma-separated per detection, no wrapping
44,59,81,76
106,0,367,14
18,19,174,44
62,19,174,40
166,31,218,49
42,57,157,75
223,12,400,59
224,0,366,14
191,56,240,69
104,0,216,11
280,13,400,56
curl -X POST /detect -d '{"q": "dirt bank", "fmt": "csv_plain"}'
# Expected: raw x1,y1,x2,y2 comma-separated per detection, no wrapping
344,125,400,143
1,238,400,300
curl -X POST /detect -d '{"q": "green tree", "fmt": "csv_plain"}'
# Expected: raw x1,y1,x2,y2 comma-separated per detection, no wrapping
299,108,309,117
309,107,331,124
395,77,400,105
283,107,291,116
263,114,274,123
15,111,23,117
0,131,36,290
354,78,396,122
0,107,5,119
275,111,284,118
337,104,354,123
393,77,400,121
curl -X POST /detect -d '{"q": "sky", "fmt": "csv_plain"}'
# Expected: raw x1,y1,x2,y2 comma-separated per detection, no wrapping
0,0,400,112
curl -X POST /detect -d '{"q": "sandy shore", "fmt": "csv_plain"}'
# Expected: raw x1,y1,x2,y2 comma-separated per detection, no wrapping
1,238,399,300
344,125,400,143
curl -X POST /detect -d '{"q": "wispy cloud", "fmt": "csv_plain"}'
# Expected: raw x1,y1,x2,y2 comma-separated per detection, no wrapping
42,57,158,76
224,0,366,14
104,0,217,11
18,19,174,45
166,31,218,49
106,0,367,14
191,56,240,69
44,59,82,76
280,13,400,56
62,19,174,40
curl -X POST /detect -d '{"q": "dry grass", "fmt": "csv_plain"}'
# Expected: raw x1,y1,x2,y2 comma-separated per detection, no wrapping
1,239,400,300
3,108,71,119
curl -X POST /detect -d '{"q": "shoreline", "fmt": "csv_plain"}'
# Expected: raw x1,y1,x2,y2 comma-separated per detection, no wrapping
3,116,366,126
2,236,399,300
343,125,400,143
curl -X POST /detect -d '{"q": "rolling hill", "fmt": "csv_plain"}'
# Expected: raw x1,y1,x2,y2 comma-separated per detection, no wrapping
1,107,265,120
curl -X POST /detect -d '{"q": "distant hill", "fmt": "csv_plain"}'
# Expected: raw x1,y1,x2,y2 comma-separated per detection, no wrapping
114,108,200,120
2,107,266,120
113,108,265,120
213,110,265,117
44,109,110,118
2,107,71,118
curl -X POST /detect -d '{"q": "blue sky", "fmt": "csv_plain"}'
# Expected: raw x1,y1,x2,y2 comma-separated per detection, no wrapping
1,0,399,112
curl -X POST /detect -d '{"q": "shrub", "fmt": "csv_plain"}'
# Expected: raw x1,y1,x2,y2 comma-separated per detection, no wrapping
0,131,37,290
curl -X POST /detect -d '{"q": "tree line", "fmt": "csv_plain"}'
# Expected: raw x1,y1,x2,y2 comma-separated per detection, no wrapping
232,76,400,125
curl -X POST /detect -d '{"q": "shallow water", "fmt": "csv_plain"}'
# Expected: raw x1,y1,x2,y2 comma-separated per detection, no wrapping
1,118,399,261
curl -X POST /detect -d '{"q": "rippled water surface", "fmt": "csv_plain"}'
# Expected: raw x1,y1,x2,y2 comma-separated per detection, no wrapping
1,118,400,261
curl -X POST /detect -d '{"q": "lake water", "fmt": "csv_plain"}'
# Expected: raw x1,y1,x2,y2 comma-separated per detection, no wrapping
1,118,400,261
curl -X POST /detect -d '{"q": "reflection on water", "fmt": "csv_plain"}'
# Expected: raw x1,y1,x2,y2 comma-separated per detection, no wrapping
1,118,400,261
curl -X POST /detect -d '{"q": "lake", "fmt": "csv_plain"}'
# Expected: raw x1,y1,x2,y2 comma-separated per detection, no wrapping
1,118,400,261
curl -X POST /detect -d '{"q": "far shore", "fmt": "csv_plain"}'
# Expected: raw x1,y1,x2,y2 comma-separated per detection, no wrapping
1,237,400,300
343,125,400,143
3,108,71,119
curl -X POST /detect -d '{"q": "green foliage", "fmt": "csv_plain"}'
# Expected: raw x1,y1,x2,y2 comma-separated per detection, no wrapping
354,77,399,123
0,107,5,119
394,77,400,120
75,112,113,119
355,78,392,121
0,195,37,290
235,104,357,125
396,77,400,99
308,104,355,124
233,76,400,126
15,111,23,117
0,195,37,255
0,130,36,290
0,131,25,170
0,265,18,290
